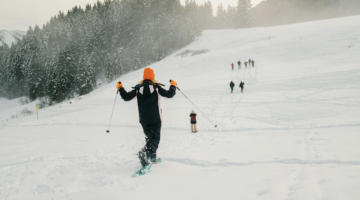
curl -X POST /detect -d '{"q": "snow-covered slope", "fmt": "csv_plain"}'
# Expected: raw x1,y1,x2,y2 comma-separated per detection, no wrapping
1,16,360,200
0,30,25,47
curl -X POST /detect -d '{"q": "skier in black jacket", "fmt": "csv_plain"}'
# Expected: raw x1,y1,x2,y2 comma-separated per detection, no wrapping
240,81,245,93
230,81,235,94
116,68,177,167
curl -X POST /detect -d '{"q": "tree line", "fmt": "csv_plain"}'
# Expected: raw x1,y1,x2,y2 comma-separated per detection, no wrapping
0,0,206,103
253,0,360,27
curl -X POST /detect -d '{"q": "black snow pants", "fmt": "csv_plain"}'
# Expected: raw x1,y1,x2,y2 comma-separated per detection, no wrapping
141,122,161,159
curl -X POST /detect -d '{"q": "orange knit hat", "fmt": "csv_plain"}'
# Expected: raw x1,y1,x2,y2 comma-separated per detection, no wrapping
143,68,155,80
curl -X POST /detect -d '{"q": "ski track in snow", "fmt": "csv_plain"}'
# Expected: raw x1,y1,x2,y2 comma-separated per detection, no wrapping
1,16,360,200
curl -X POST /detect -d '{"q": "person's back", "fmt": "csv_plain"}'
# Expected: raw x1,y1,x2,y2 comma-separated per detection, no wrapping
117,68,177,167
120,79,175,124
135,81,165,124
240,81,245,93
190,110,197,133
230,81,235,88
230,81,235,93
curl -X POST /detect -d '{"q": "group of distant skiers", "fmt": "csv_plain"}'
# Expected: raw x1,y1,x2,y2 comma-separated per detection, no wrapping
230,81,245,94
231,59,255,70
229,59,253,93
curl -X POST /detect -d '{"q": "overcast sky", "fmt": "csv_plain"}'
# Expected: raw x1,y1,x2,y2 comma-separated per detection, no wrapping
0,0,263,31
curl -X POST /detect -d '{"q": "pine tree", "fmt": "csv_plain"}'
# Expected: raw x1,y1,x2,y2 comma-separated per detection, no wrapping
105,53,114,82
215,3,227,29
198,1,213,29
10,50,25,95
111,55,119,80
114,48,124,77
133,50,141,70
53,46,76,102
45,46,60,102
226,5,237,28
236,0,253,28
28,51,43,100
0,46,11,97
77,55,95,95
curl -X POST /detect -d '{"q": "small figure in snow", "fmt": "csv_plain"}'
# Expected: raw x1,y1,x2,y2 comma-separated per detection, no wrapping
190,110,197,133
249,59,251,65
252,60,255,67
239,81,245,93
238,60,241,69
117,68,177,167
230,81,235,94
231,63,234,70
245,62,248,68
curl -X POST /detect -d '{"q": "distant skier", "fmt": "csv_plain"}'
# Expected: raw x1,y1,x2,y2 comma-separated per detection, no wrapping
231,63,234,70
239,81,245,93
238,60,241,69
249,59,251,65
252,60,255,67
190,110,197,133
245,62,248,68
116,68,177,167
230,81,235,94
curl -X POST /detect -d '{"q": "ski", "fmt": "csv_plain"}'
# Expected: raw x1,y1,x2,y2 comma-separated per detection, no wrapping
131,158,162,178
132,163,153,177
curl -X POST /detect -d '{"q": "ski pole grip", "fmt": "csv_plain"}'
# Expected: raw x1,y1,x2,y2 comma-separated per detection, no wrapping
170,80,180,90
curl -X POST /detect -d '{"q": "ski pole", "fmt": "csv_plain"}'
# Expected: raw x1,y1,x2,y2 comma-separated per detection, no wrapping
106,90,118,133
170,80,217,128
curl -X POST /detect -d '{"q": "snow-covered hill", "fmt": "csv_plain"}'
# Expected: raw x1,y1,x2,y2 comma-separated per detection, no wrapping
0,30,25,47
0,16,360,200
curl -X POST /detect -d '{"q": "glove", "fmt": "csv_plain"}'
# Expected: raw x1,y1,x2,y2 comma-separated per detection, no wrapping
116,81,123,90
170,80,177,89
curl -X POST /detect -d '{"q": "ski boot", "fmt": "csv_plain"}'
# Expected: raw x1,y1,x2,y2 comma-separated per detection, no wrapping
137,148,150,167
146,147,161,164
147,149,155,163
150,153,161,164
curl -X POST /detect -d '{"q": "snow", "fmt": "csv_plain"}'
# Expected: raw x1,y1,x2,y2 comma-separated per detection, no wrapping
1,15,360,200
0,30,25,46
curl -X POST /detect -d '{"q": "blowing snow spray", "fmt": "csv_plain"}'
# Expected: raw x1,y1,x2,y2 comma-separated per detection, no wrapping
170,80,217,128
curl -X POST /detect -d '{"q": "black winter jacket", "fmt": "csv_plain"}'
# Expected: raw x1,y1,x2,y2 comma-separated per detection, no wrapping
240,82,245,88
119,80,176,124
230,82,235,88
